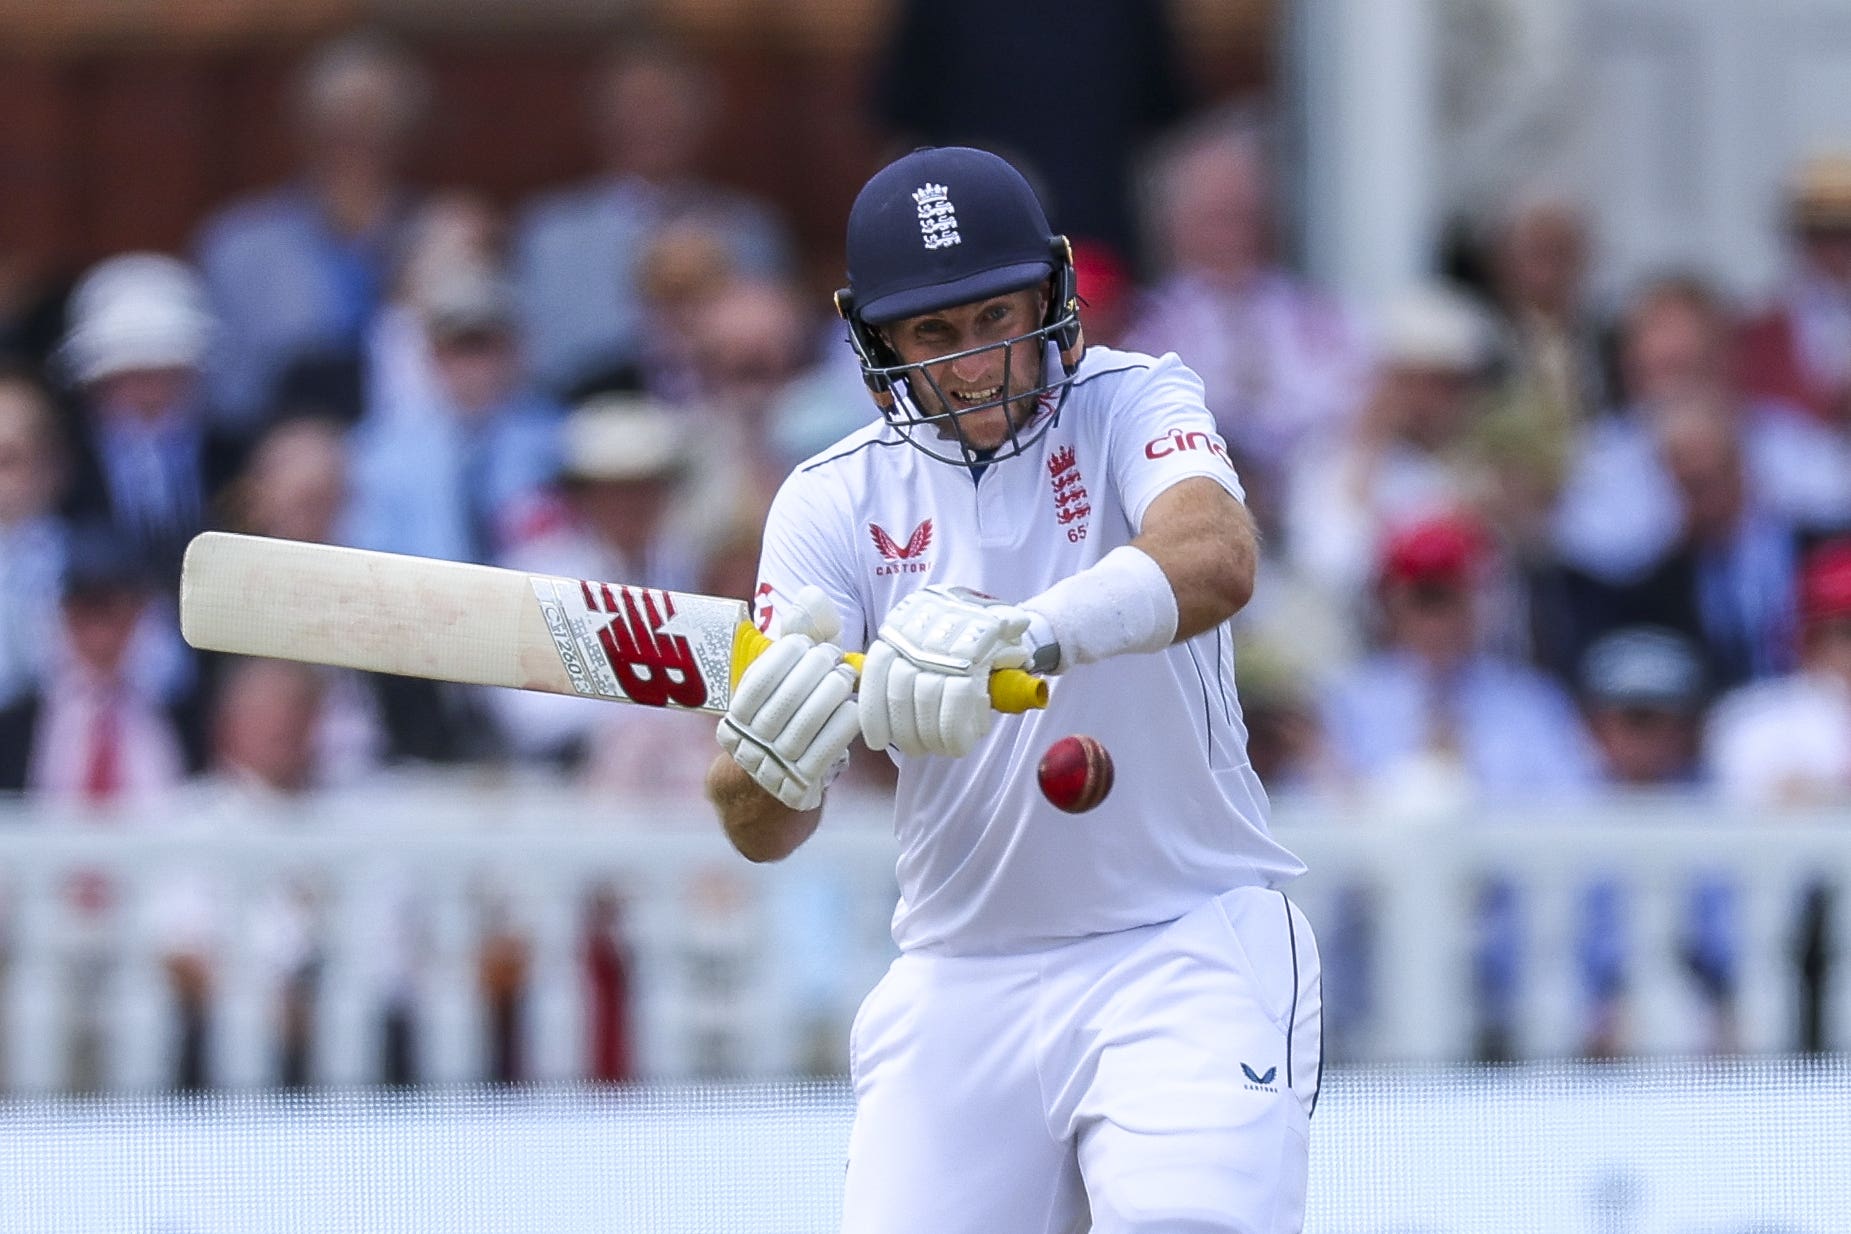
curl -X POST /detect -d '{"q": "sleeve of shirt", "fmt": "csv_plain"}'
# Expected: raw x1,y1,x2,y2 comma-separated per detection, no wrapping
753,468,868,649
1104,351,1248,530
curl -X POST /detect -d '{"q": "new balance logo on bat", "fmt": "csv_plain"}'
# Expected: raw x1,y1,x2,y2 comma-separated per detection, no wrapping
870,520,934,575
581,582,709,709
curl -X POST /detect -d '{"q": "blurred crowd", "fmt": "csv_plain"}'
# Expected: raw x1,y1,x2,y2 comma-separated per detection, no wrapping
2,22,1851,1077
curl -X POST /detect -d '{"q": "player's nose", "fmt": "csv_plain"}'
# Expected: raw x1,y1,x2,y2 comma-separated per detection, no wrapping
947,350,996,384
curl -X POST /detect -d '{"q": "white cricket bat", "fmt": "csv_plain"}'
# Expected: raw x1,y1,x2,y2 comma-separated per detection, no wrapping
179,532,1047,715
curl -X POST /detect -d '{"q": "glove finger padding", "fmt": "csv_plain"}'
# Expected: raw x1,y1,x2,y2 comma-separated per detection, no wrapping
754,644,842,737
936,675,993,756
857,639,898,753
788,701,860,805
907,668,946,756
859,657,992,759
875,660,929,757
906,672,989,758
775,661,857,761
720,633,859,811
730,633,814,725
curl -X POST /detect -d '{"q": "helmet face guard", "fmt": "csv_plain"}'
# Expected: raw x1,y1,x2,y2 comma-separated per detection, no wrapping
844,292,1080,466
838,239,1086,467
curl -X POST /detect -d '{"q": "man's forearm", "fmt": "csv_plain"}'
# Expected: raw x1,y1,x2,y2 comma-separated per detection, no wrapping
1134,480,1259,639
705,752,823,863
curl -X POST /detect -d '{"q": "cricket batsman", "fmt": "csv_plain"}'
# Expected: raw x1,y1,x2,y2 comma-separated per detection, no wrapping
707,145,1321,1233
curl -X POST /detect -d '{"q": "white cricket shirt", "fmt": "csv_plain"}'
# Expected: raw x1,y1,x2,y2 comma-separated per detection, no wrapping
755,345,1306,956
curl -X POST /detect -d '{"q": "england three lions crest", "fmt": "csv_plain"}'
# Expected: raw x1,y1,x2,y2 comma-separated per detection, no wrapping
1047,446,1091,540
914,183,961,250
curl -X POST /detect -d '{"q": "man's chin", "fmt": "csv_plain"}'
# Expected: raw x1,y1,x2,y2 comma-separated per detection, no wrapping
931,398,1042,448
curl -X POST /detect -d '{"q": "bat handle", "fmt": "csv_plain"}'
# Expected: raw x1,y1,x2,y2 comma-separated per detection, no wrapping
730,624,1049,714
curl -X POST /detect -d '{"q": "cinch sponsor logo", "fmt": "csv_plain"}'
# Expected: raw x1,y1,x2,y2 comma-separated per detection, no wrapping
870,519,934,575
1144,428,1232,466
581,581,708,709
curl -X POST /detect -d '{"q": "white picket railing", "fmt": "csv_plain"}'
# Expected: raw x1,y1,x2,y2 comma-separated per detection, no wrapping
1,786,1848,1091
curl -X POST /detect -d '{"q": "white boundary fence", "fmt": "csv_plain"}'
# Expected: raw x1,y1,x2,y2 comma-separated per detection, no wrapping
1,788,1849,1091
4,1062,1848,1233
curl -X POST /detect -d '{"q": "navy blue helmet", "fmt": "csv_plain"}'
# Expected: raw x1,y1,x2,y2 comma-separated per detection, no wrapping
836,147,1084,465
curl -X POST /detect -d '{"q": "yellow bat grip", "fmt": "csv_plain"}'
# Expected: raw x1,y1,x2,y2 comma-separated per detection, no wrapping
730,623,1049,713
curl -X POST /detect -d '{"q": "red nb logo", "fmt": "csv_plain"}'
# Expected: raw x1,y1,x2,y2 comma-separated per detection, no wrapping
753,582,775,633
581,582,708,709
869,519,934,561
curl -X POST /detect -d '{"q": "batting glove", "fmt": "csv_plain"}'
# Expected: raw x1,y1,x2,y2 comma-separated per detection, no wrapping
859,585,1032,758
717,588,860,811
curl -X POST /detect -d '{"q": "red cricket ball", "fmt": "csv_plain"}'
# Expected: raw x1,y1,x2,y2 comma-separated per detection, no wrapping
1037,734,1115,814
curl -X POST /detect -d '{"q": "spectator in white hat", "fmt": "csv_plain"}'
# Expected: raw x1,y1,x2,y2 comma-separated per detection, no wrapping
56,253,245,593
493,394,705,765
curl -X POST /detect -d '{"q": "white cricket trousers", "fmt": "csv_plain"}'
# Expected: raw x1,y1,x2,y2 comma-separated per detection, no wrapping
841,886,1322,1234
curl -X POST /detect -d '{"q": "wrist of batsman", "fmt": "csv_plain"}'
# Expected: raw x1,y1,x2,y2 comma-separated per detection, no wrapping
1020,544,1178,671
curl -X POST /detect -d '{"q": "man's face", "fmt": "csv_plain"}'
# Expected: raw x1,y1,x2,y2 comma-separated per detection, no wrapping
693,284,806,422
1622,298,1724,407
1588,703,1697,786
217,663,323,793
93,367,198,424
243,423,348,545
1496,206,1587,317
1384,365,1479,451
0,389,60,525
1383,577,1477,664
1800,226,1851,285
574,476,675,545
883,287,1049,454
604,60,705,182
63,590,145,677
1168,143,1270,282
1804,615,1851,683
431,330,517,417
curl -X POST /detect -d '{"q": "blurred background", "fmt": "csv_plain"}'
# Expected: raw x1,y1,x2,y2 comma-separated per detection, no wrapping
2,0,1851,1229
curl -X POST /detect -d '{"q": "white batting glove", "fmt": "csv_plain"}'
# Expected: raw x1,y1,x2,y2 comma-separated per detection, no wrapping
716,587,860,811
859,586,1032,758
